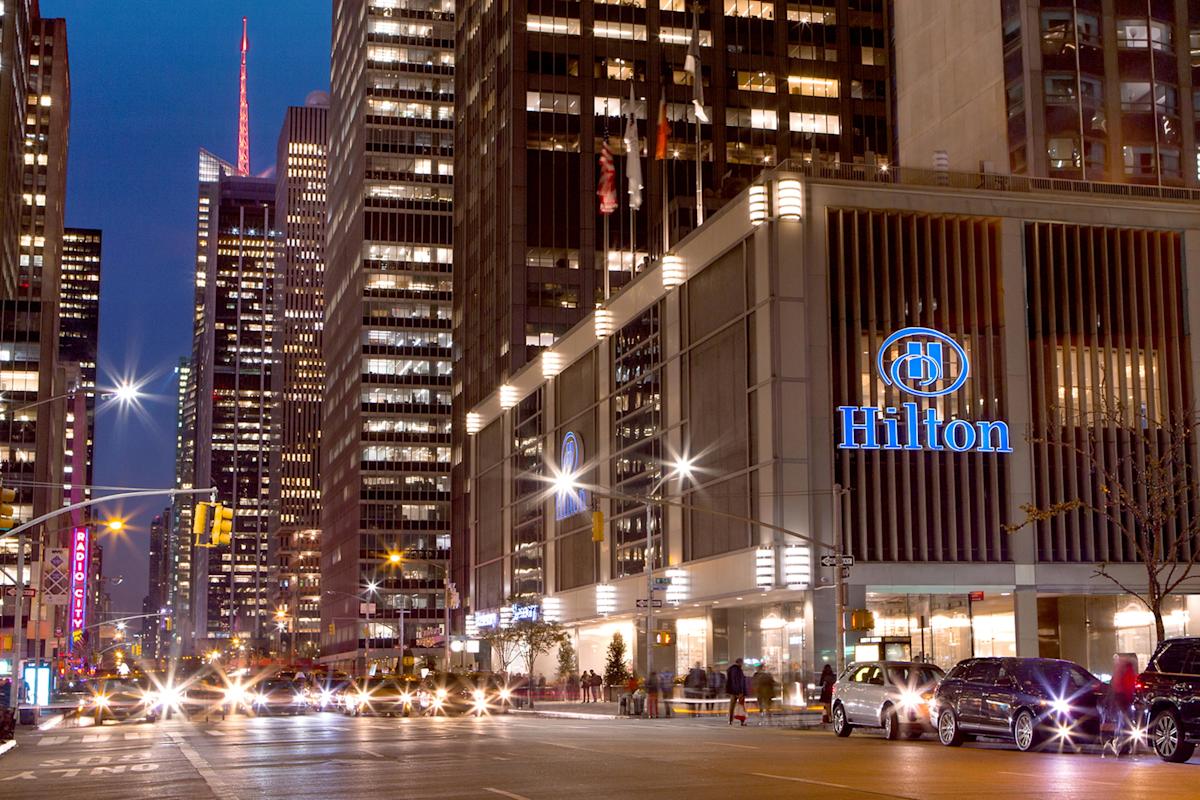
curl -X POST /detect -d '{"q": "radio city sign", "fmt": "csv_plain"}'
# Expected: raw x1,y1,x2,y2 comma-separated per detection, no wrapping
68,526,90,649
837,327,1012,453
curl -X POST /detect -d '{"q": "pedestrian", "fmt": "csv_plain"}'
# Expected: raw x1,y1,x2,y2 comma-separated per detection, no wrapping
686,662,706,698
658,670,674,717
726,658,748,726
537,673,546,700
567,671,579,702
753,666,777,724
646,671,660,718
706,666,722,699
588,669,601,703
819,664,836,724
1103,653,1138,756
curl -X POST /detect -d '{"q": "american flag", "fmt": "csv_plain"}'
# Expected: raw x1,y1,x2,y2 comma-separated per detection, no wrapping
597,139,618,215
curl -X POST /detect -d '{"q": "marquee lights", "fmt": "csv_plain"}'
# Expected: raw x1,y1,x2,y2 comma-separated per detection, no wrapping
783,545,811,589
661,254,686,289
755,547,775,588
465,412,483,435
594,307,615,339
776,179,802,220
499,384,519,410
69,526,90,650
542,351,563,378
748,184,768,225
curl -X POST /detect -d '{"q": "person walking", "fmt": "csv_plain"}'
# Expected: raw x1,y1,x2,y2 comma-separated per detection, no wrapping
589,669,602,703
819,664,836,724
581,670,592,703
726,659,748,726
1103,654,1138,756
658,670,674,717
686,662,706,698
753,666,777,724
646,671,660,718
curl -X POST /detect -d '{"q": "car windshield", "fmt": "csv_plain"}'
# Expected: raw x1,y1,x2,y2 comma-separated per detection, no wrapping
886,665,944,686
1018,662,1096,692
260,680,297,692
95,680,142,694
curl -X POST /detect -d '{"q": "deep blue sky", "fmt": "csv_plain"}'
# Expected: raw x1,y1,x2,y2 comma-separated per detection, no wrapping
42,2,330,611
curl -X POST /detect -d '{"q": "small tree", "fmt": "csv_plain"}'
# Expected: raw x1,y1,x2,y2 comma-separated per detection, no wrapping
512,619,568,708
480,626,522,674
1008,402,1200,644
556,637,577,681
604,632,630,690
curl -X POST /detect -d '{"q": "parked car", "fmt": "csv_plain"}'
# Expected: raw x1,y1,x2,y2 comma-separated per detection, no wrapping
932,657,1104,752
831,661,945,740
1136,636,1200,762
245,678,311,715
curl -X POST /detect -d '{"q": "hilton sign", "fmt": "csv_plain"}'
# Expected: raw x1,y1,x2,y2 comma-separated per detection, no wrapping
837,328,1012,454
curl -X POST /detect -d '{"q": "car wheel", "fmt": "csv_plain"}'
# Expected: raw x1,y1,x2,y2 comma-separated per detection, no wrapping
1013,709,1041,752
882,706,900,741
832,703,853,737
938,709,964,747
1151,707,1196,763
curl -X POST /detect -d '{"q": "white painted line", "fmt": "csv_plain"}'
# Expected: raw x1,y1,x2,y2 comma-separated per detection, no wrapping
537,740,588,751
80,734,109,743
749,772,916,799
37,714,66,732
37,735,67,747
0,740,15,757
362,748,384,759
168,732,241,800
702,741,758,750
483,788,532,800
205,730,226,737
998,771,1121,788
124,732,151,740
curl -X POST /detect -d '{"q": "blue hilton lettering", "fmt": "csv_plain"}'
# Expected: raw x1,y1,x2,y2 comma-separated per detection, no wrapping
836,404,1012,453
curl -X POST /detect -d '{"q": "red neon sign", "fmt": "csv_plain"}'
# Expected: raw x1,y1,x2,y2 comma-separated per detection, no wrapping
68,526,89,649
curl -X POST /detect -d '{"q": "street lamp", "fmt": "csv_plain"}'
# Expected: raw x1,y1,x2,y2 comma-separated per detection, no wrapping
641,456,695,679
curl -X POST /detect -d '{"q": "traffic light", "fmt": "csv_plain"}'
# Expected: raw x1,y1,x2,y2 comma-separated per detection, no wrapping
0,484,16,531
210,503,233,546
193,502,211,547
591,510,605,543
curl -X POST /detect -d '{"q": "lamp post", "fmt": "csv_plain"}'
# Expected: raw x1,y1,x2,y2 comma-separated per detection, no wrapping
642,457,694,679
392,553,452,671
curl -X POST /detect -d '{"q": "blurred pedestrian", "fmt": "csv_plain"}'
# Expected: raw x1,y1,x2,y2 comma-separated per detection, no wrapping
726,659,748,726
567,671,580,701
707,666,722,699
686,662,706,698
1103,653,1138,756
819,664,836,723
658,670,674,717
753,666,777,724
646,671,660,718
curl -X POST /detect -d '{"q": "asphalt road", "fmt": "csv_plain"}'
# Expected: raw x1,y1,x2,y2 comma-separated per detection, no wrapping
1,711,1199,799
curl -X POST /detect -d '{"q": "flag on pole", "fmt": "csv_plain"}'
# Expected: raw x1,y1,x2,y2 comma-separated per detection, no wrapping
655,89,669,160
684,8,709,123
623,86,644,210
598,138,618,215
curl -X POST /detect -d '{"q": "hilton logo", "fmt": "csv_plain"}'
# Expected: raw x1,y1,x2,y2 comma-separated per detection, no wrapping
837,327,1012,453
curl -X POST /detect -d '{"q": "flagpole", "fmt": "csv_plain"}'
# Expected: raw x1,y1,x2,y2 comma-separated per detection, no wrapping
662,158,669,254
604,215,611,300
694,110,704,228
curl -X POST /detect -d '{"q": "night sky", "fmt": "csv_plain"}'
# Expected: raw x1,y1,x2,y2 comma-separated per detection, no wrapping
41,2,330,612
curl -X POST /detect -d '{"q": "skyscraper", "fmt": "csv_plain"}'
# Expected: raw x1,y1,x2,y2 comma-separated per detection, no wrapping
189,170,277,649
893,0,1200,185
170,357,195,650
59,227,101,503
271,95,327,658
143,507,171,660
0,0,35,298
451,0,892,621
324,0,455,673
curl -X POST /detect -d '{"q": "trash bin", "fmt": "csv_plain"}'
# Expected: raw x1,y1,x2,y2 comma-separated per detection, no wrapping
18,707,36,726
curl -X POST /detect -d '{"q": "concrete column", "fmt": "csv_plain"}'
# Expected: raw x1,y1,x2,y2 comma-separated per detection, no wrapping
1014,586,1039,658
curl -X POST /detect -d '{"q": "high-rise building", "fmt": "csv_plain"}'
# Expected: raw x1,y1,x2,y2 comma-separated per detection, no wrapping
271,96,327,659
59,227,101,504
169,357,194,650
893,0,1200,185
324,0,455,673
0,13,69,668
189,169,277,649
451,0,892,622
0,0,35,298
143,507,171,659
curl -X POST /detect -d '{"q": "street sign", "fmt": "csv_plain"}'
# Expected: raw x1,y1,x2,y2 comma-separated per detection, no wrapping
819,554,855,568
968,591,985,602
359,602,376,615
3,585,35,598
635,599,664,609
651,576,672,590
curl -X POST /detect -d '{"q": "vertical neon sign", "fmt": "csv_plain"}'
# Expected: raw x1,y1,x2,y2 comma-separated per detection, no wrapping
68,526,89,650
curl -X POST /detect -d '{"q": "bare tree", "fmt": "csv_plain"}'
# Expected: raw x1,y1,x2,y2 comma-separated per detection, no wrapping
480,626,522,673
1008,402,1200,643
512,619,567,709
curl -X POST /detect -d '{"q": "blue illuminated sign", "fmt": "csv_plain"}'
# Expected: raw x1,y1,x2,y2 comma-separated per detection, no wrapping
837,327,1012,453
555,431,588,520
511,603,541,623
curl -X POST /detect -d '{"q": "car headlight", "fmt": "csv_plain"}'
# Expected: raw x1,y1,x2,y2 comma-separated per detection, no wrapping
898,690,922,709
400,692,413,704
472,689,486,702
1049,698,1071,716
294,693,307,704
91,693,110,708
142,691,160,706
253,693,268,705
225,686,247,705
320,691,333,705
436,688,448,700
499,689,511,701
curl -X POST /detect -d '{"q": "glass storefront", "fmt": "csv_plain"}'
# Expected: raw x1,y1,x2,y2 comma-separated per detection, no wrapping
674,617,707,677
865,592,1016,672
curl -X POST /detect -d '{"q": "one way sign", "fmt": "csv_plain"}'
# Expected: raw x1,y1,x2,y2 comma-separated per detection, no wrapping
819,554,854,568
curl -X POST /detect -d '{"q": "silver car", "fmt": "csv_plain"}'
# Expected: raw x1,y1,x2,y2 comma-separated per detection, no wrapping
831,661,945,740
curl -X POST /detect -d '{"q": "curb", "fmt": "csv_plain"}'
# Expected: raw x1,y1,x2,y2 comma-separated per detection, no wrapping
0,740,15,757
509,709,622,720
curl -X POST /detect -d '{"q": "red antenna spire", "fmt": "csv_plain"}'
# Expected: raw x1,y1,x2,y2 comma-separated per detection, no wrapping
237,16,249,176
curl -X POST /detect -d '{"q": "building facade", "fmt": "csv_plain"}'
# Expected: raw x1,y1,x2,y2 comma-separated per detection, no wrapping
894,0,1200,185
143,507,171,660
272,97,327,660
466,162,1200,685
452,0,894,629
189,170,277,650
0,0,35,299
169,357,194,653
59,227,101,505
322,0,455,672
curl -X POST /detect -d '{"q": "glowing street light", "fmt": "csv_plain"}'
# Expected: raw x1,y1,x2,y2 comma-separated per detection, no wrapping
106,519,125,533
106,381,142,405
387,552,403,566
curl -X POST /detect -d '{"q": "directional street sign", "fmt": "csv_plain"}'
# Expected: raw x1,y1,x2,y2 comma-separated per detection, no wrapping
651,576,673,590
819,554,855,568
3,585,35,598
635,599,664,609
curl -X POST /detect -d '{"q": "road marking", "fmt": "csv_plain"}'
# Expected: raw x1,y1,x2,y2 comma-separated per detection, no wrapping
206,730,226,737
483,788,532,800
702,741,758,750
123,731,151,740
168,732,241,800
749,772,918,799
362,748,384,758
80,734,110,743
37,735,67,747
537,740,587,751
998,771,1121,788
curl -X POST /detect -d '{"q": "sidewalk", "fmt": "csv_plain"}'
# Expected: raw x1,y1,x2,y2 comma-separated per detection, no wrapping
508,699,826,728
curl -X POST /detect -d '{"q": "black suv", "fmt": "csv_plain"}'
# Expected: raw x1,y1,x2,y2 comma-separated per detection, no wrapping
932,657,1104,751
1136,637,1200,762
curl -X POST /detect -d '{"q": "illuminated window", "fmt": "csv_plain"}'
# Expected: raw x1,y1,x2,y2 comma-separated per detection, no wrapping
788,75,838,97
